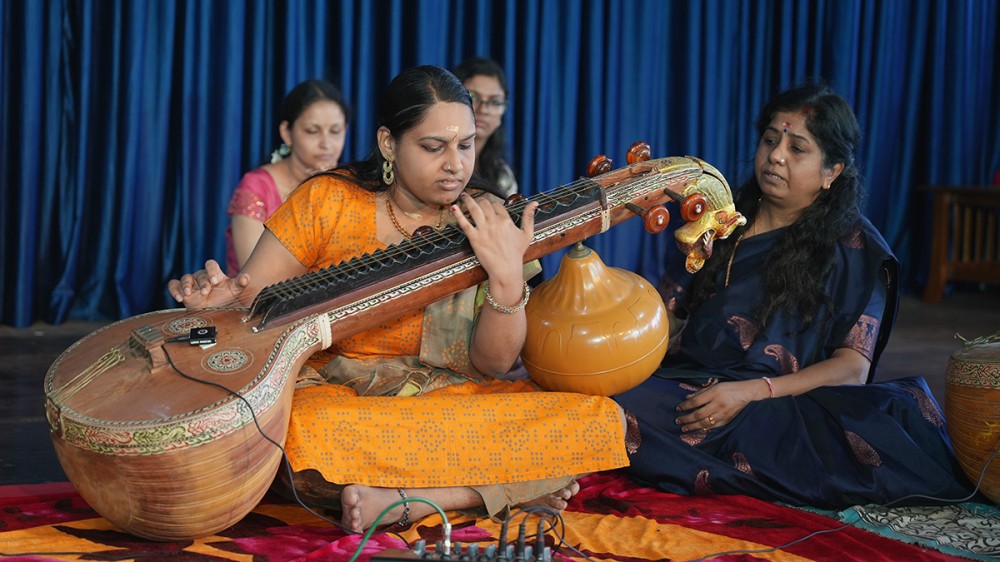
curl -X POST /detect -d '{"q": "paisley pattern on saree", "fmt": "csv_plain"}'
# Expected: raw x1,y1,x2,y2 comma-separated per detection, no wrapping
846,431,883,467
903,386,945,427
727,316,758,350
695,469,715,494
763,344,800,374
732,452,754,476
681,431,708,446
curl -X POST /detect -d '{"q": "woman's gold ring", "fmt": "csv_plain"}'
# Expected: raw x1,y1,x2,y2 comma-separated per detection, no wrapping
708,416,716,425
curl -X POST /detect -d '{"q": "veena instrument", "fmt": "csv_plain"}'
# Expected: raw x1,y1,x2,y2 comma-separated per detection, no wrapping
45,148,744,540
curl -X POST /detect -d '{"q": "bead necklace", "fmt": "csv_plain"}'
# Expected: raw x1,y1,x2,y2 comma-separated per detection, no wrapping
724,221,755,288
384,190,445,238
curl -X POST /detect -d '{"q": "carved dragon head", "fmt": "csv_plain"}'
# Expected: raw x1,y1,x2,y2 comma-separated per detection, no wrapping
673,158,746,273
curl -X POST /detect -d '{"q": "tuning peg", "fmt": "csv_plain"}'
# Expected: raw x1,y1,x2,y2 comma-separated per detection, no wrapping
587,155,613,177
625,203,670,234
626,141,651,164
679,193,708,222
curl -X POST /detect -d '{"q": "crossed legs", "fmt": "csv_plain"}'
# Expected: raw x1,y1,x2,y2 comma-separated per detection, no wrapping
341,479,582,533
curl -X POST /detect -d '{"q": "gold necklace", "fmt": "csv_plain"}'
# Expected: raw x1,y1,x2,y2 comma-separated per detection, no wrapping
724,222,755,288
384,190,445,238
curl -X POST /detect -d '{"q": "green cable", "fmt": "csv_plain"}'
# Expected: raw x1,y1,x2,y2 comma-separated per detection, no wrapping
348,496,450,562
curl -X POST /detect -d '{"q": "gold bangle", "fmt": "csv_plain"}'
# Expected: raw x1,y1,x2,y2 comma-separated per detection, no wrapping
484,281,530,314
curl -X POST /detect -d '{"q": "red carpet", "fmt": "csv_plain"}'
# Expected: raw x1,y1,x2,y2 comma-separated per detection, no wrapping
0,472,970,561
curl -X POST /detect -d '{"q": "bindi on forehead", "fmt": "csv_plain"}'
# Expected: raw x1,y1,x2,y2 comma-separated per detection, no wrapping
778,113,809,137
782,106,814,131
775,123,814,146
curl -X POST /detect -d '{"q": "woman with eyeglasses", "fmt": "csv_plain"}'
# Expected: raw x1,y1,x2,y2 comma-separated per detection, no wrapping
453,57,518,198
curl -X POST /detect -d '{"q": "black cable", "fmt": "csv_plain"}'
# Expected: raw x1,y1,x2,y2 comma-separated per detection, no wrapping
535,516,546,559
683,524,856,562
515,518,528,559
500,441,999,562
683,442,1000,562
163,344,431,558
497,516,510,555
0,340,329,560
160,344,361,536
512,505,596,562
31,338,991,562
881,442,1000,506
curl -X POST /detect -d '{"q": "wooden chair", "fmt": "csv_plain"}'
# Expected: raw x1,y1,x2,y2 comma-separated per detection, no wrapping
921,185,1000,303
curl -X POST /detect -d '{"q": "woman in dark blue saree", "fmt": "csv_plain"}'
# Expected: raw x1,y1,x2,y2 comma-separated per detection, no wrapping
614,84,971,509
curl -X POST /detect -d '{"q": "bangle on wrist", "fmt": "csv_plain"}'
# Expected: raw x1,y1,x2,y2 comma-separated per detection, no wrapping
484,281,530,314
761,376,775,399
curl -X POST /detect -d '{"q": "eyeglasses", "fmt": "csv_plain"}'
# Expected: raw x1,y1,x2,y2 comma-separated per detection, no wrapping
470,94,508,114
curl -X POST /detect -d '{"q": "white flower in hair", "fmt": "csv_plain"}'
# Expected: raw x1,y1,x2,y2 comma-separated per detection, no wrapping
270,143,291,163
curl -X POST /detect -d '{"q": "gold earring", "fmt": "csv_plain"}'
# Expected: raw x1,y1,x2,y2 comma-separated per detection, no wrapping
382,156,395,185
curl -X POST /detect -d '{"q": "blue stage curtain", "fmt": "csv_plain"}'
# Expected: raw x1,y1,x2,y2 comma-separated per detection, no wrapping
2,0,997,326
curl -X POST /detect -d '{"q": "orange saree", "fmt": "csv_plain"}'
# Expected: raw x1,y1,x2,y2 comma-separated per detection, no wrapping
265,174,627,496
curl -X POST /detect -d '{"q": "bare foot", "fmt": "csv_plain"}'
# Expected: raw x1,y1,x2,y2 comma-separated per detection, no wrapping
516,480,581,513
341,484,407,533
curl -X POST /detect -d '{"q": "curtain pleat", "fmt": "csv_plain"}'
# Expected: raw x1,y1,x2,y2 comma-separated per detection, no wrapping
1,0,997,327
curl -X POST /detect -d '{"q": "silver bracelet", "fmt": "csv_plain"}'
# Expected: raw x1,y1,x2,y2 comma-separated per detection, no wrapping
484,281,530,314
